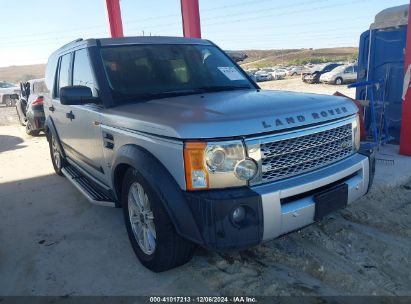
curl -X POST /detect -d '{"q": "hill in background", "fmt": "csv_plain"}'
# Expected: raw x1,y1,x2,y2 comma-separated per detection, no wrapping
0,47,358,83
0,64,46,84
240,47,358,68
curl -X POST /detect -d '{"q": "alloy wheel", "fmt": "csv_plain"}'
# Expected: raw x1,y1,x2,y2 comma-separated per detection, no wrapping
128,182,156,255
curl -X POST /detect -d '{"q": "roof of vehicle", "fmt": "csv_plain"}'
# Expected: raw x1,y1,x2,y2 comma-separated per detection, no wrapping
370,4,408,30
52,36,213,55
24,78,45,84
330,64,356,72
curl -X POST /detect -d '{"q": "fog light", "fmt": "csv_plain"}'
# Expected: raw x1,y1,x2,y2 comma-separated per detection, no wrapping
232,206,246,223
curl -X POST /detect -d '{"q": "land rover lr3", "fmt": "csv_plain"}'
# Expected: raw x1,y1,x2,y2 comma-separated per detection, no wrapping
44,37,375,272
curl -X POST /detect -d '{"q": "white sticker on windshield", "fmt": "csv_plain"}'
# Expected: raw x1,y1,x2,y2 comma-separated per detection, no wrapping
217,67,245,81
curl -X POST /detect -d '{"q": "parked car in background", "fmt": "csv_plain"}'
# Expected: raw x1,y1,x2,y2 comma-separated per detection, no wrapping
255,69,273,82
302,63,342,84
272,68,287,79
320,65,358,85
15,78,47,135
225,50,248,62
245,71,257,82
287,66,310,76
0,81,20,107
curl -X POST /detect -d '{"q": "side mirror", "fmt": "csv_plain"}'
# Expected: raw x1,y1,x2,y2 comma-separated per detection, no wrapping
9,94,19,100
60,86,96,105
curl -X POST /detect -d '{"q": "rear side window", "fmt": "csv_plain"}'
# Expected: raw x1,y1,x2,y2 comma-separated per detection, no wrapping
55,54,71,98
33,81,48,94
73,49,98,97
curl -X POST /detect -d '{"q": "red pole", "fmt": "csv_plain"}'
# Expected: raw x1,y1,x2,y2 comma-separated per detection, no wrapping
400,2,411,155
105,0,124,38
180,0,201,38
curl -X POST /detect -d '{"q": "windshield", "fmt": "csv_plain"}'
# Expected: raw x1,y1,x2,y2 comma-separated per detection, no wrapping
332,65,347,73
100,44,253,101
0,82,16,89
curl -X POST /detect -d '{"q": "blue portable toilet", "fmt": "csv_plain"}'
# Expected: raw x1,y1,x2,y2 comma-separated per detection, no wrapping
356,4,408,143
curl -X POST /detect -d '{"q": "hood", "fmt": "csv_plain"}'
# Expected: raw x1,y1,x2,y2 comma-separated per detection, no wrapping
102,90,358,139
320,72,333,79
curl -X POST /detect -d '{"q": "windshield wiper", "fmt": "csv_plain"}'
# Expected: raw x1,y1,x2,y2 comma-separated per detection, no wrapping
115,85,252,103
115,90,206,103
195,85,251,92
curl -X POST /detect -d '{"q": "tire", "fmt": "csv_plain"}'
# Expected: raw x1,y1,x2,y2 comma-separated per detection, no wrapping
25,121,39,136
291,72,297,76
5,98,15,107
335,77,343,85
122,168,194,272
48,131,64,176
16,107,26,126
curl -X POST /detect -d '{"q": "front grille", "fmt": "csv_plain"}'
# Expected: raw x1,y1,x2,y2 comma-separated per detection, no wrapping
259,123,353,184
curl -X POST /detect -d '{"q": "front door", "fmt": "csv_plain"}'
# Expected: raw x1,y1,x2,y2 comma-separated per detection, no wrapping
63,48,106,183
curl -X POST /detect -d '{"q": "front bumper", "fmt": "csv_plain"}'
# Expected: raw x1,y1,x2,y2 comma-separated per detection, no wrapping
184,152,374,250
320,78,333,84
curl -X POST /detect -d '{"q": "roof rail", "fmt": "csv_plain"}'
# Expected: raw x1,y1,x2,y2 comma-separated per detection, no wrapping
59,38,83,49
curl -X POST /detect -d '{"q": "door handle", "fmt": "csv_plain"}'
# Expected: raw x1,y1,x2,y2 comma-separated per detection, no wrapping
49,106,55,112
66,111,75,121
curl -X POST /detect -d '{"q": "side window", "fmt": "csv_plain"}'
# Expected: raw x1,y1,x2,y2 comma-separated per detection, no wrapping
33,81,48,94
73,49,98,97
55,54,71,98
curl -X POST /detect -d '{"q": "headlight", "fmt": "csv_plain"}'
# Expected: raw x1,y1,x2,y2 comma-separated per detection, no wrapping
235,159,258,180
352,114,361,152
184,140,257,190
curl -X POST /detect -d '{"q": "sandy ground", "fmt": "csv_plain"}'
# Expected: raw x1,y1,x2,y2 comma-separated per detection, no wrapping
1,100,411,296
258,77,356,99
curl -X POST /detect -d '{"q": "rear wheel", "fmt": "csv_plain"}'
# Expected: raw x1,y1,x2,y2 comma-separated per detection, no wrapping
335,77,343,85
25,121,39,136
48,132,64,176
122,168,194,272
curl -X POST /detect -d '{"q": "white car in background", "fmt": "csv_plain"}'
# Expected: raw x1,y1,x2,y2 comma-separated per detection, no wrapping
254,69,273,82
272,68,287,79
287,66,311,76
320,65,358,85
0,81,20,106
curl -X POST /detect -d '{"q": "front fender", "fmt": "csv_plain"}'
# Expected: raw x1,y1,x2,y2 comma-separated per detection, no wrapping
44,116,66,158
112,144,203,244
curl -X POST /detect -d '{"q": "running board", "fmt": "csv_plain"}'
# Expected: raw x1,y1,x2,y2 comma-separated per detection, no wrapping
62,166,116,208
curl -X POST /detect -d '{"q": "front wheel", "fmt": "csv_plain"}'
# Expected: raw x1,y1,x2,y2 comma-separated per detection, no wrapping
16,106,26,126
122,168,194,272
335,77,343,85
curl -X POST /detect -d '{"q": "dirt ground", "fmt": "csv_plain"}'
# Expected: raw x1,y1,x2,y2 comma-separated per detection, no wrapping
258,77,356,99
0,92,411,296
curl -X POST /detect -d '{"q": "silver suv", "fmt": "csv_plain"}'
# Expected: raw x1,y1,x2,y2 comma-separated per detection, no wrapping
44,37,375,272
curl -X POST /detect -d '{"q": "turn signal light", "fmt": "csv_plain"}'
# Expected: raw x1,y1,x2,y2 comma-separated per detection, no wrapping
184,142,209,190
32,97,44,105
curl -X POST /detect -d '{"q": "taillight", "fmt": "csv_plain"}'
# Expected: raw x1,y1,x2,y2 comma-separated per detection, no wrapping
32,97,44,105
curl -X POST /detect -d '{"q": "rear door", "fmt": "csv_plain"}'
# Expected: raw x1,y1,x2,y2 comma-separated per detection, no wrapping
344,66,356,82
51,53,73,143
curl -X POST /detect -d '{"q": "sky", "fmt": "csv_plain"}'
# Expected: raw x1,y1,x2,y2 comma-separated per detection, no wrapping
0,0,407,67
